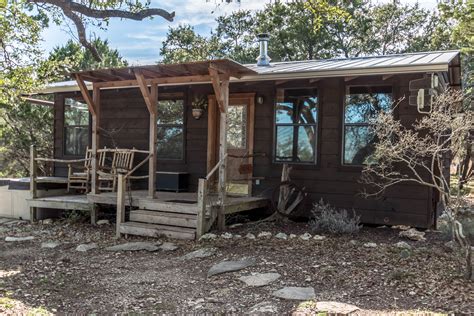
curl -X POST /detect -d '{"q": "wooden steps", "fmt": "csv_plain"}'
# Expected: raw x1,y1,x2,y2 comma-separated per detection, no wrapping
129,209,197,228
120,222,195,240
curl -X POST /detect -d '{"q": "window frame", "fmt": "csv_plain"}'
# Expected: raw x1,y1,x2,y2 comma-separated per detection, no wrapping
156,92,187,163
273,86,320,165
341,84,393,167
62,96,91,157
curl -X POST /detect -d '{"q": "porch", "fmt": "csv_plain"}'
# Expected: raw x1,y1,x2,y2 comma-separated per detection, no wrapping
27,189,268,240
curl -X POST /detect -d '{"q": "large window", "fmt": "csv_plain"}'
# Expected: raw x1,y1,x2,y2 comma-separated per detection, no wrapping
157,98,184,160
343,86,392,165
64,98,89,156
274,88,318,163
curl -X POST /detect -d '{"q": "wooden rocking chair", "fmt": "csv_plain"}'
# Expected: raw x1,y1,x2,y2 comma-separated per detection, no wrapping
98,148,135,192
67,146,107,193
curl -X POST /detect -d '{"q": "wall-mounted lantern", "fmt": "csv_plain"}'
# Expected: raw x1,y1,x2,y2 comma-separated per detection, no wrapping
191,95,207,120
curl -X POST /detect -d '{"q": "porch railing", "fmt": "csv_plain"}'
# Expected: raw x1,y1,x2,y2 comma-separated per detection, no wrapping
115,152,151,237
196,153,228,238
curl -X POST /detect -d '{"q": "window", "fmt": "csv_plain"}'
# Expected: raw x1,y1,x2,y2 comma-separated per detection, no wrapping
343,86,392,165
157,98,184,160
227,104,247,149
64,98,89,156
274,88,318,163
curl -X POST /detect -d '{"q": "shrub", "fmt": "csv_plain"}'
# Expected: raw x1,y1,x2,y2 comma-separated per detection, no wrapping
309,199,362,234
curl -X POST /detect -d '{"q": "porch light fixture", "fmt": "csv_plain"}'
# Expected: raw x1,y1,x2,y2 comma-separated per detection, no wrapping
257,95,264,104
191,95,207,120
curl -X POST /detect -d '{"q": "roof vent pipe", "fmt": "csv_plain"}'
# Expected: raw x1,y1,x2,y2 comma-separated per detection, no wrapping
256,33,271,67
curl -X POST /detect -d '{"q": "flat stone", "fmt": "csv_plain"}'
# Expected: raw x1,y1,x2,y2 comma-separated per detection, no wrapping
199,233,218,241
249,301,278,314
299,233,312,241
159,242,179,251
392,225,411,230
395,241,412,249
76,243,98,252
208,258,257,277
257,231,272,238
105,242,160,252
272,287,315,300
229,223,243,229
221,232,233,239
399,228,425,241
363,242,377,248
181,248,217,260
41,242,60,249
289,234,297,239
314,301,360,315
349,240,358,245
41,219,54,225
5,236,35,242
275,233,288,240
96,219,110,226
245,233,256,240
313,235,326,241
234,234,242,239
239,273,281,287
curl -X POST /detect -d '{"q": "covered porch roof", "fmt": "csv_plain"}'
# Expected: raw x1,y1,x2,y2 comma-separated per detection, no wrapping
71,59,257,89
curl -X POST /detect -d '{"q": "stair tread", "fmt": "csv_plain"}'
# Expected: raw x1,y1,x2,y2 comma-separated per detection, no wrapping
131,209,196,219
121,221,196,233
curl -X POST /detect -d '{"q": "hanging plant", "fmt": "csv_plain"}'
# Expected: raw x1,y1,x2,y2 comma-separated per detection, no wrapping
191,95,207,119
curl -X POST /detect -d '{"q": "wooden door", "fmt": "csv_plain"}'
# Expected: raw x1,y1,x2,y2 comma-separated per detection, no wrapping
207,93,255,196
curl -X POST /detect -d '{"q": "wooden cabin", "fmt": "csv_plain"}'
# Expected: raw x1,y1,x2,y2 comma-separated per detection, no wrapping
26,49,462,239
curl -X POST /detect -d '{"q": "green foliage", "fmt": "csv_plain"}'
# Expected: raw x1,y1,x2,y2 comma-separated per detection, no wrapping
48,38,128,81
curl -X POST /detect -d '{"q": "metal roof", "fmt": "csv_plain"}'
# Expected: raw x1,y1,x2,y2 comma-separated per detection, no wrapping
36,50,460,94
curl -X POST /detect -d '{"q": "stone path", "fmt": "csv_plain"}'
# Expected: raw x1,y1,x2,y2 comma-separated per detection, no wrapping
207,258,257,277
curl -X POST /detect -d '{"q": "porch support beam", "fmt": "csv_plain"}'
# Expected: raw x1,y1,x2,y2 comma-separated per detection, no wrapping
209,67,230,230
75,74,97,116
135,70,158,199
93,74,217,89
91,85,101,194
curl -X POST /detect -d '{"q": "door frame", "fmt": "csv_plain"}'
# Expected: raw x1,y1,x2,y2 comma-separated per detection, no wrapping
206,93,256,195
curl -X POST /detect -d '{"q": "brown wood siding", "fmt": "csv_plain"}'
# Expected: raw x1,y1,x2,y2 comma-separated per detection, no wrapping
52,73,435,228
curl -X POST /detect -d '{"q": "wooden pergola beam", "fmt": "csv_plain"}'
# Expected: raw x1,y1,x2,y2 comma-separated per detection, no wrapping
75,74,96,116
93,74,216,89
135,70,155,114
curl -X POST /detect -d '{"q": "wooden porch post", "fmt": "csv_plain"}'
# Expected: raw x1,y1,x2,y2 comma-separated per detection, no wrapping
148,84,158,199
75,75,99,194
135,70,157,199
91,86,100,194
209,67,230,230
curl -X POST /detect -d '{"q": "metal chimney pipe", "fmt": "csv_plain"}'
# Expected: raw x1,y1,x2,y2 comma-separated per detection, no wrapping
256,33,271,67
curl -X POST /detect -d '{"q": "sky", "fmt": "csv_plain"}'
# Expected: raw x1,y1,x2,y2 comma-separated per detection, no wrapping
40,0,439,64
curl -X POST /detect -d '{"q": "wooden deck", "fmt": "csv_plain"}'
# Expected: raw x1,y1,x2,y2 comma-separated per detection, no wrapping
27,190,269,240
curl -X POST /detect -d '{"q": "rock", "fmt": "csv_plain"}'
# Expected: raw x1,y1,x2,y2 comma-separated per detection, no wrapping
313,301,360,315
349,240,358,245
239,273,281,287
207,258,256,277
41,242,60,249
234,234,242,239
299,233,312,241
181,248,217,260
444,240,458,250
363,242,377,248
400,249,411,259
257,231,272,239
5,236,35,242
395,241,412,250
245,233,256,240
313,235,326,241
199,233,218,241
41,218,54,225
229,223,243,229
159,242,178,251
76,243,98,252
392,225,411,230
221,232,233,239
249,301,278,314
399,228,425,241
289,234,297,239
105,242,160,252
96,219,110,226
272,287,315,300
275,232,288,240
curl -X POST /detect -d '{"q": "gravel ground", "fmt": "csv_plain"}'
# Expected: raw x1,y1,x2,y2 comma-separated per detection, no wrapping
0,219,472,314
